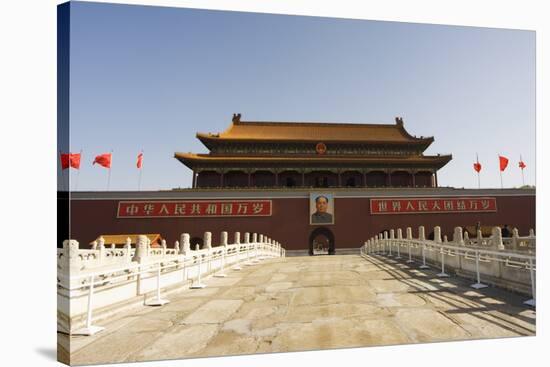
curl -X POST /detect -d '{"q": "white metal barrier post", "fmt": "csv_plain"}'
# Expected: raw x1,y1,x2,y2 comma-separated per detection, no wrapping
215,247,227,278
191,248,207,289
245,243,253,266
183,257,188,283
395,241,401,259
146,262,170,306
420,243,429,269
74,275,104,336
436,248,449,277
233,246,243,270
470,250,488,289
252,242,260,263
406,242,414,263
524,258,536,306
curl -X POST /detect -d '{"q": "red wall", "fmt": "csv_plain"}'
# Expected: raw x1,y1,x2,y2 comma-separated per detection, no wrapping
68,193,535,251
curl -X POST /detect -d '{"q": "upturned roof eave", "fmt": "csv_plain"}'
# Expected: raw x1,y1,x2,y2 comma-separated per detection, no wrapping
174,152,452,169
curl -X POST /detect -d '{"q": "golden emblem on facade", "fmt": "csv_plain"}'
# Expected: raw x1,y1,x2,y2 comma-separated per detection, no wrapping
315,142,327,155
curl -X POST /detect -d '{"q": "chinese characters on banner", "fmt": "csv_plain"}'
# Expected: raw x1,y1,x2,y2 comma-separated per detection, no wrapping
117,200,272,218
370,197,497,215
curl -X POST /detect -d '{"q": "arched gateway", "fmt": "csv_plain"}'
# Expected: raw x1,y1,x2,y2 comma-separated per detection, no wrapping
309,227,335,255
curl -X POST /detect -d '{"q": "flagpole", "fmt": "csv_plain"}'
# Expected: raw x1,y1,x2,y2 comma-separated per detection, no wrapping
75,149,82,191
499,153,503,189
59,150,66,192
138,149,143,191
519,154,525,186
476,153,480,189
107,149,113,191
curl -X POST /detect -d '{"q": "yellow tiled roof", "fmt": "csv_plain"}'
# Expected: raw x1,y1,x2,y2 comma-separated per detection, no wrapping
197,120,431,143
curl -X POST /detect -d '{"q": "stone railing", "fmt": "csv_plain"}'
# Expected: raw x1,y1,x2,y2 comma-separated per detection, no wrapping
57,231,285,336
361,226,536,306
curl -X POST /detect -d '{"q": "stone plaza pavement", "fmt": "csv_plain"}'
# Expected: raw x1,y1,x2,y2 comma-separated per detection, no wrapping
62,254,536,365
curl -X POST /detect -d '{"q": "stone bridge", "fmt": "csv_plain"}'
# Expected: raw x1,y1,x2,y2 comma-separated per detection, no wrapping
58,227,536,365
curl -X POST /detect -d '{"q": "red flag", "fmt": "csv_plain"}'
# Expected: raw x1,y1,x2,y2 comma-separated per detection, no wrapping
60,153,81,170
519,160,526,169
93,153,112,168
70,153,81,169
473,162,482,173
137,152,143,169
499,155,509,172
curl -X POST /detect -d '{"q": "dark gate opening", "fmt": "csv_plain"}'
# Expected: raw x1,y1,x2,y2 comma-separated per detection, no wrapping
309,227,335,255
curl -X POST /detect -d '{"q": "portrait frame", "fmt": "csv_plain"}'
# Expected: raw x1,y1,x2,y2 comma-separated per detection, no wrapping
309,192,335,225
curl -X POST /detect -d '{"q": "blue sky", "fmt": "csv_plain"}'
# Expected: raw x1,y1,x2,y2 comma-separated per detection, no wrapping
63,1,535,191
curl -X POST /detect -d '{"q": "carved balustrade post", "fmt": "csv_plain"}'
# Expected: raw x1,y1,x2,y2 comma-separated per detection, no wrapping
418,226,425,241
220,231,228,246
98,237,106,263
181,233,191,255
491,226,504,250
511,228,519,251
432,226,441,243
204,232,212,249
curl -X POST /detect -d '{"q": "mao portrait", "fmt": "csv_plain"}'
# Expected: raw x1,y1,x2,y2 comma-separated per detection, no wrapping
310,193,334,225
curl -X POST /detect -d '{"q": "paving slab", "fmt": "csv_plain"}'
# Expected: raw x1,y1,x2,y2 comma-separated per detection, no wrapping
376,293,426,308
292,285,377,306
182,299,243,324
195,330,259,356
368,279,413,293
285,303,384,322
220,286,257,299
265,281,294,293
129,324,219,361
394,308,471,342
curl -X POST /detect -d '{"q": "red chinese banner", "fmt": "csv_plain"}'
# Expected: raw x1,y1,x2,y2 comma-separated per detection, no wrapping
370,197,497,215
117,200,272,218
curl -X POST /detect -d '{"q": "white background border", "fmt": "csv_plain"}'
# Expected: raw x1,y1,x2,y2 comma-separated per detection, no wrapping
0,0,546,366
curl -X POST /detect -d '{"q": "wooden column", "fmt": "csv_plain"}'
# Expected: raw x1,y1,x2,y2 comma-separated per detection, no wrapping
275,171,279,186
192,170,197,188
387,171,392,187
363,172,367,187
247,172,252,187
220,171,224,187
301,171,305,187
434,171,438,187
411,171,416,188
337,171,342,187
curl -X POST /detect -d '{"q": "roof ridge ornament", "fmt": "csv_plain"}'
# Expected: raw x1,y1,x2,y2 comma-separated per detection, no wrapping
232,113,242,124
395,116,404,125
